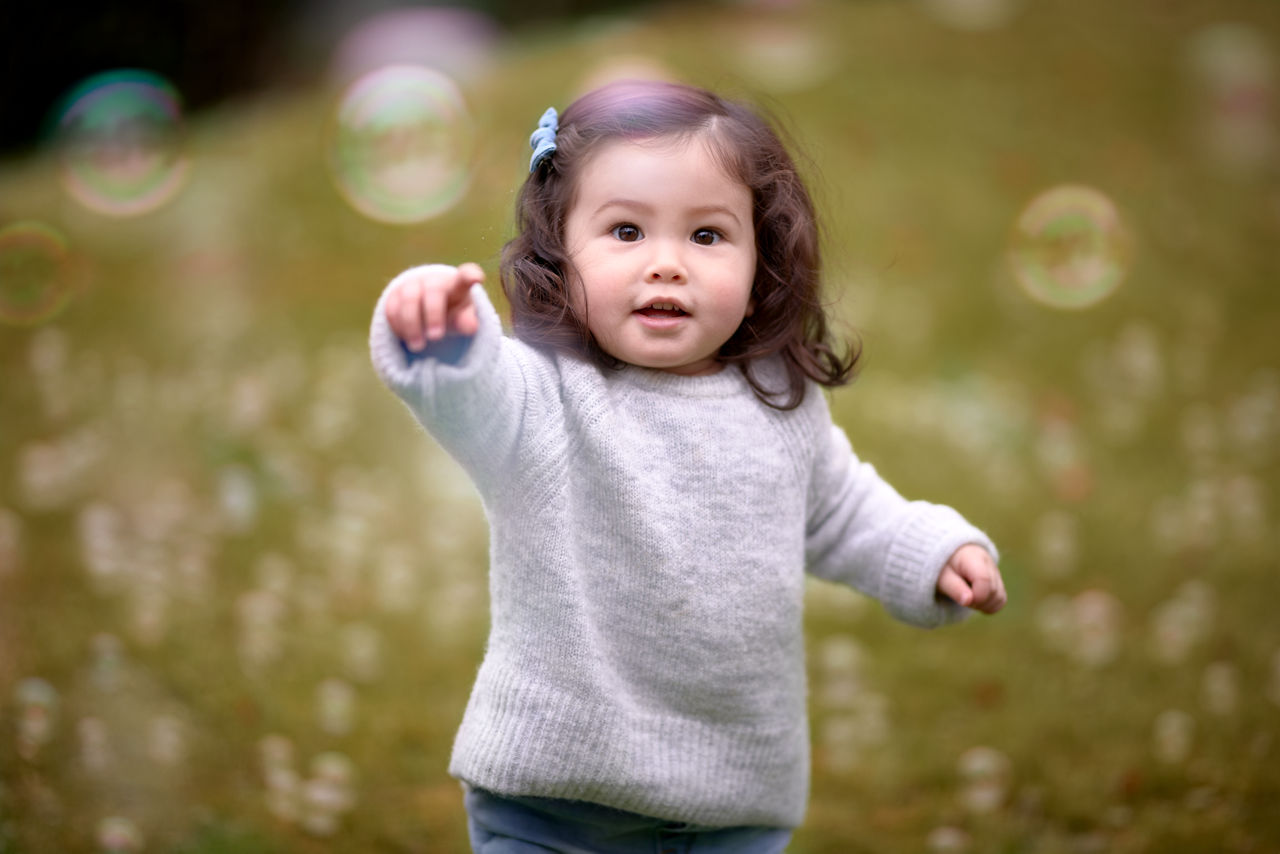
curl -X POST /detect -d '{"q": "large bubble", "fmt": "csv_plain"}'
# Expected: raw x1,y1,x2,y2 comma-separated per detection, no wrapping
1008,185,1133,310
327,65,473,224
51,70,190,217
0,222,78,326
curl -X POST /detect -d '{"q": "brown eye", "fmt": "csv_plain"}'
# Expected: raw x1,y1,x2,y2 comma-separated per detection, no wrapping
691,228,721,246
612,224,642,242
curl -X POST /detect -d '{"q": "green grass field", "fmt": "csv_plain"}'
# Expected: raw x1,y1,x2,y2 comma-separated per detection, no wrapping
2,1,1279,851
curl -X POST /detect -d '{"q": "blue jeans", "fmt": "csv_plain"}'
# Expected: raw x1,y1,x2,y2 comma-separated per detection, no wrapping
464,787,793,854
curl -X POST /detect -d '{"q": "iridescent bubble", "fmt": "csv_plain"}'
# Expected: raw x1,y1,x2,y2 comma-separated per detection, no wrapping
327,65,473,224
1008,185,1133,310
0,221,78,326
51,70,189,217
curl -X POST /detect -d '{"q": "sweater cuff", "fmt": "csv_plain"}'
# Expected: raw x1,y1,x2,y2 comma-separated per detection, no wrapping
881,503,998,629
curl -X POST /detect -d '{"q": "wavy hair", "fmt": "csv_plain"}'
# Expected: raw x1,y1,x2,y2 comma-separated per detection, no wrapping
500,79,858,410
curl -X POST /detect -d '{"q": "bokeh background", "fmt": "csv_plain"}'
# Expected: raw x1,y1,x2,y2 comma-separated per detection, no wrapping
2,0,1279,851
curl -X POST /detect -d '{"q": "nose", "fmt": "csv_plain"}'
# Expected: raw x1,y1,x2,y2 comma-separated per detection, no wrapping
644,239,686,283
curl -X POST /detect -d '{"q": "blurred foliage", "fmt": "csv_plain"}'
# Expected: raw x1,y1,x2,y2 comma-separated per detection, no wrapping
2,0,1280,852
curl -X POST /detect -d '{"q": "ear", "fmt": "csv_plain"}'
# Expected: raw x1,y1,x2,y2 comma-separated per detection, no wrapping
745,296,756,317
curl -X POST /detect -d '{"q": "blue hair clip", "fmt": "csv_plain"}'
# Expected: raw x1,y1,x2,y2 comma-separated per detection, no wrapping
528,107,558,173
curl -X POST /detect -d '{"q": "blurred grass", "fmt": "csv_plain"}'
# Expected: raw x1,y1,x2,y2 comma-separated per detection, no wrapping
2,0,1280,852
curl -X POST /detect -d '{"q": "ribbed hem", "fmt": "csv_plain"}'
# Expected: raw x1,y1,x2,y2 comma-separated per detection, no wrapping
448,663,809,829
881,503,998,628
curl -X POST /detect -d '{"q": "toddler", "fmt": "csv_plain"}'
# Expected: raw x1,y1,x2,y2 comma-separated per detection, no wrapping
370,80,1006,853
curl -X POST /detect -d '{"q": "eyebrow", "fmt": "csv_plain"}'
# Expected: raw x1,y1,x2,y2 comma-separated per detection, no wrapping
592,198,744,228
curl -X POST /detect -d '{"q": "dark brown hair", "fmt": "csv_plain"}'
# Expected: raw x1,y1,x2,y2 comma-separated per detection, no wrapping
500,79,858,410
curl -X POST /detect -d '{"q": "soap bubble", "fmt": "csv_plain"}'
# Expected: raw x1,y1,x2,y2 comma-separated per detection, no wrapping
1008,185,1133,310
327,65,473,224
50,70,189,217
0,221,79,326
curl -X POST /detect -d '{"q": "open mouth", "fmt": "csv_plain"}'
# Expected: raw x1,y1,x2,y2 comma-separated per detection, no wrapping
635,301,688,318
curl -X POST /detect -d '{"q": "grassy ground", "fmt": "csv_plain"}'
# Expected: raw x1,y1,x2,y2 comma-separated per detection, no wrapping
2,0,1279,851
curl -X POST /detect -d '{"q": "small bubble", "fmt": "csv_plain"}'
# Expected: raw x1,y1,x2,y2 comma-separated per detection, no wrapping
51,69,189,217
0,222,80,326
327,65,473,224
1008,185,1133,310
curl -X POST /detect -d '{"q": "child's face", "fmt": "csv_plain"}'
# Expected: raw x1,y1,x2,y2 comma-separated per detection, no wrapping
564,135,756,376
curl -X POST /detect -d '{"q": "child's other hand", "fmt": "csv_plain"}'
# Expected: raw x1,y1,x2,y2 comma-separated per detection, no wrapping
384,262,484,351
936,545,1006,614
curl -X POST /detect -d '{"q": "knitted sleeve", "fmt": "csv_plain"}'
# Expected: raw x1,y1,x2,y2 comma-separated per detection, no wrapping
368,281,533,494
804,398,998,629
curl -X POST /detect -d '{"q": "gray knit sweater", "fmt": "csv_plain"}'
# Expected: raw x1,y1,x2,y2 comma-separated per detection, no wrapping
369,284,997,829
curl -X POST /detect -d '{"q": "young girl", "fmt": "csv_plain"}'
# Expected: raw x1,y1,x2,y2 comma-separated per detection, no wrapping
370,80,1006,853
